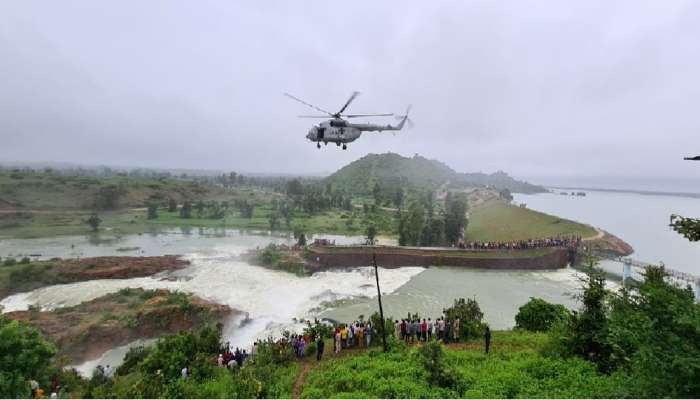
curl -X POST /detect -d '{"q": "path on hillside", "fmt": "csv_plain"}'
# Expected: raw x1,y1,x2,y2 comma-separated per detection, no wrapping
582,227,605,241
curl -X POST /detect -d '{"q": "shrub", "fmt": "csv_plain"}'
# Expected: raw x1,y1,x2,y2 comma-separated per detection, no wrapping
515,297,571,332
116,345,151,376
0,316,57,398
19,257,31,264
3,257,17,267
443,297,486,339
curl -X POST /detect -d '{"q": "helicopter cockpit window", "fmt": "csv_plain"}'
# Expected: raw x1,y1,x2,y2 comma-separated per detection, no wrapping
317,127,325,139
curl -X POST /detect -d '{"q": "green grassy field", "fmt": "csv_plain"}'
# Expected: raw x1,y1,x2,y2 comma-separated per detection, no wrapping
466,202,596,242
300,331,626,398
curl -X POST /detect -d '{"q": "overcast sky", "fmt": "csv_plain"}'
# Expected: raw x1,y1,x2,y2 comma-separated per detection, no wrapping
1,1,699,182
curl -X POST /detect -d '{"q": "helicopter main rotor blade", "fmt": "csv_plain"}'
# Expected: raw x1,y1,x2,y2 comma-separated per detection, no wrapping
297,115,331,118
344,113,394,118
337,91,360,115
284,93,333,116
395,114,415,128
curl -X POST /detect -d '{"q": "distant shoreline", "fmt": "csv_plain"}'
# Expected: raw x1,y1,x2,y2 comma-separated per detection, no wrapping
545,185,700,199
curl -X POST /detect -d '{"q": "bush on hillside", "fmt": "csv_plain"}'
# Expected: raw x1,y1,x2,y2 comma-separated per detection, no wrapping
0,316,57,398
515,297,571,332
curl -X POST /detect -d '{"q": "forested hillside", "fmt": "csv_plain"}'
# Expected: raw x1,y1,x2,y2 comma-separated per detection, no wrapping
324,153,545,195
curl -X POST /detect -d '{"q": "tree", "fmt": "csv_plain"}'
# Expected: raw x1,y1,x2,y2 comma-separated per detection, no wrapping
180,201,192,219
228,172,238,187
444,194,467,245
443,298,486,340
372,182,382,205
670,214,700,241
146,202,158,220
549,254,613,372
268,212,280,231
167,198,177,213
393,188,404,209
398,201,425,246
415,341,459,390
86,213,102,232
280,202,293,228
366,225,377,244
498,188,513,201
515,297,571,332
0,316,57,398
94,184,125,210
194,201,205,218
606,265,700,397
286,179,304,197
294,227,307,246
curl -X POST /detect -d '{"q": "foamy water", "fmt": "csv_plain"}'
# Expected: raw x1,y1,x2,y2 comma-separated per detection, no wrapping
1,245,424,350
0,230,592,376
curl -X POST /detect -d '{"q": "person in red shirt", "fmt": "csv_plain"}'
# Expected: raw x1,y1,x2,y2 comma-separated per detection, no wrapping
421,319,428,342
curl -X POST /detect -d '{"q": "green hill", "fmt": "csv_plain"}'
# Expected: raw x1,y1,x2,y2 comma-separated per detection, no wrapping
325,153,545,195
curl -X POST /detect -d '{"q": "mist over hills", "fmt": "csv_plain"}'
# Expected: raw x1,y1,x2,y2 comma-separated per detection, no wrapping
325,153,546,194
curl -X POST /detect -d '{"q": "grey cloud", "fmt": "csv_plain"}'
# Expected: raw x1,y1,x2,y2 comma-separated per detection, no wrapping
1,0,698,180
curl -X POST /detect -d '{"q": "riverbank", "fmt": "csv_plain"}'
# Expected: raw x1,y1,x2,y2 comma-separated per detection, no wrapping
0,256,189,299
7,288,234,364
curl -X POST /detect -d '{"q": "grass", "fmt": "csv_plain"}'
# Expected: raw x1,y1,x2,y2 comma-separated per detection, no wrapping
466,201,596,242
300,331,627,398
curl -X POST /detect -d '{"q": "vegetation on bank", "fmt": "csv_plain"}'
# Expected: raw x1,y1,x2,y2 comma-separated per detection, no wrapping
0,256,187,299
248,244,309,276
301,333,625,398
3,253,698,398
7,289,230,364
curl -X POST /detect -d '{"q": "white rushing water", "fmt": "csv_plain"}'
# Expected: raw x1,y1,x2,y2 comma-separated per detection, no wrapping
0,240,423,349
0,228,589,375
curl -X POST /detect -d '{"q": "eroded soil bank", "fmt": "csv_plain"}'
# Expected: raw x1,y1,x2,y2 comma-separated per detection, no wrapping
8,288,234,364
0,256,189,299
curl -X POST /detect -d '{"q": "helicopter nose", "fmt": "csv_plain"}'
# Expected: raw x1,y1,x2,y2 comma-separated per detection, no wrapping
307,128,316,140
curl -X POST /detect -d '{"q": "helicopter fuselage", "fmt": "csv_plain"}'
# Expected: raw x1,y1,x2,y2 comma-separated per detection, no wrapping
306,119,362,144
305,117,405,148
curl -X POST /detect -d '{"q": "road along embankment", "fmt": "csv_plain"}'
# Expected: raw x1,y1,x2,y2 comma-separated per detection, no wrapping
305,246,574,271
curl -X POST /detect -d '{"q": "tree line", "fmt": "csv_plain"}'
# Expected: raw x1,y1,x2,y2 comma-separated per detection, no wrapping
398,192,468,247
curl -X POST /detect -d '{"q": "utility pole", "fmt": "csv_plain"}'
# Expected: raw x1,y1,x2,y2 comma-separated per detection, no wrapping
373,253,388,353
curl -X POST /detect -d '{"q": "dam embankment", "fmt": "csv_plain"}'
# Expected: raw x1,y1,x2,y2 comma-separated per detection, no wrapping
305,246,574,270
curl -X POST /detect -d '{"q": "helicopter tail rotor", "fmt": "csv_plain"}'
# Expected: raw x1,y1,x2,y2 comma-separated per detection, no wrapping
395,105,414,129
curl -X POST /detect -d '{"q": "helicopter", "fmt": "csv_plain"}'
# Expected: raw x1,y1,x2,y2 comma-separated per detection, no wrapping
285,91,412,150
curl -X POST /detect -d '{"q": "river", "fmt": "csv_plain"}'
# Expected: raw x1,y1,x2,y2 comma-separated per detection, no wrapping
0,227,588,374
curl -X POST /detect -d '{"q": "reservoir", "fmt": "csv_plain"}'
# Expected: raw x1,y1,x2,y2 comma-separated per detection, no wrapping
513,190,700,274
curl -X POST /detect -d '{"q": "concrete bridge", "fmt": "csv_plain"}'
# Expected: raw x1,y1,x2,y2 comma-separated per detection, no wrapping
613,257,700,301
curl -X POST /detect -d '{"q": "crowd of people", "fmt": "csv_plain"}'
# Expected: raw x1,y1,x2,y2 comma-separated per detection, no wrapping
27,315,490,398
333,321,375,353
394,317,461,344
458,236,582,250
215,341,250,370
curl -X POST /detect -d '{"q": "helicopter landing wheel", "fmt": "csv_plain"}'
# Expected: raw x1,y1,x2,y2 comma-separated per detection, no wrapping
342,144,347,150
317,143,321,149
